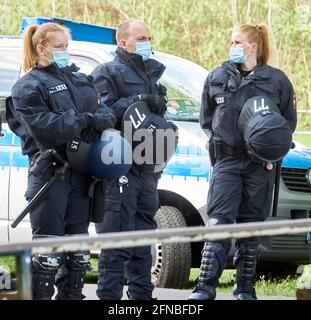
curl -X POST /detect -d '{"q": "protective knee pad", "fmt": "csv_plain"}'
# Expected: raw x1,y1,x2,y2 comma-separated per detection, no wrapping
32,254,61,300
233,239,259,295
197,241,228,288
66,250,91,271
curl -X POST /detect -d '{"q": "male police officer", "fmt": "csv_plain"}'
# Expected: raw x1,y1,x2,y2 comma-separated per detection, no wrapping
91,19,167,300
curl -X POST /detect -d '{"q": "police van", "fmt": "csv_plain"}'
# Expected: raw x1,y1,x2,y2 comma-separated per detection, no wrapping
1,18,311,289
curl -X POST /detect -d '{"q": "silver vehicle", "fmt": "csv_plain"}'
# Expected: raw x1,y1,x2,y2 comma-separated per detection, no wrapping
1,37,311,288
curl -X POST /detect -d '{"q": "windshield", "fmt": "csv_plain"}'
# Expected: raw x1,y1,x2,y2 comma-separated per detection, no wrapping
154,53,208,122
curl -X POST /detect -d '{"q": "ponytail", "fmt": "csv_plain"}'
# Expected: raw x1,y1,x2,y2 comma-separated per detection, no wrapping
23,25,39,72
257,25,270,64
22,22,71,72
238,24,270,64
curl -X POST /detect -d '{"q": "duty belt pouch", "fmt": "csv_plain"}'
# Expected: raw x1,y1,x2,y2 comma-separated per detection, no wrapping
89,179,108,223
213,138,223,160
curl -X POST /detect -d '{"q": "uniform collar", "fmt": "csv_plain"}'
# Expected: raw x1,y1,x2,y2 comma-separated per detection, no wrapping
222,60,270,79
115,46,165,78
36,62,80,74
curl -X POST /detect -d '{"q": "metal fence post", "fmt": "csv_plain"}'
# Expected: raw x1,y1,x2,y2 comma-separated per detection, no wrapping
15,250,32,300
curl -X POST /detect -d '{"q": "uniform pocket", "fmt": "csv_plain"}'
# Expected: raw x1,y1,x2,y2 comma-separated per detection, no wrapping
104,180,121,212
253,83,281,106
95,180,122,233
121,73,146,94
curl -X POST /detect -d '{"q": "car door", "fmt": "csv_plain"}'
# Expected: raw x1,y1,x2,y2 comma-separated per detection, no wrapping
0,46,24,243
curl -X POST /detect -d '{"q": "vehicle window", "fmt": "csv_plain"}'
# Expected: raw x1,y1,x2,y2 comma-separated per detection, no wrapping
0,50,22,93
69,55,100,75
155,54,208,122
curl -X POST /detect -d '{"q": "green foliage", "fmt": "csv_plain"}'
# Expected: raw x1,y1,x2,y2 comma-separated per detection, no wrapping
0,0,310,130
0,255,16,274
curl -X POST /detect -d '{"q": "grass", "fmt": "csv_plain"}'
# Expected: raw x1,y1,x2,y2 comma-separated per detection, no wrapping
1,256,298,297
294,134,311,148
0,0,310,124
189,268,297,297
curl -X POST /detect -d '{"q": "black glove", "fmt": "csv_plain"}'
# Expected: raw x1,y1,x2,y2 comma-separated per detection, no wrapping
91,107,116,131
81,127,101,143
138,94,167,116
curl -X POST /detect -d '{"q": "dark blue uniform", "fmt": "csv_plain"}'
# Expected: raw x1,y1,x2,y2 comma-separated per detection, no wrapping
193,61,297,299
92,47,166,300
11,63,103,300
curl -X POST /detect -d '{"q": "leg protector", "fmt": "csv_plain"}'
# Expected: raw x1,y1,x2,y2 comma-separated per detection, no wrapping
188,241,228,300
55,250,91,300
233,239,258,300
32,254,60,300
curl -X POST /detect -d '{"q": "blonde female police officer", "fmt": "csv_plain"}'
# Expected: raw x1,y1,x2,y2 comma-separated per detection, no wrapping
10,23,116,300
189,24,297,300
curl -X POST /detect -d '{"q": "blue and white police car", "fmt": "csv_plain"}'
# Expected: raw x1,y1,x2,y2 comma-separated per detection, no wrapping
0,18,311,288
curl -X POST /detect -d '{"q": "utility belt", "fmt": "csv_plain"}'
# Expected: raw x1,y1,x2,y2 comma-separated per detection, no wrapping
208,136,244,166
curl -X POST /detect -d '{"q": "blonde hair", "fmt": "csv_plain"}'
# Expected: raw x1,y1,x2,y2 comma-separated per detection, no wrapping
22,22,71,72
237,24,270,64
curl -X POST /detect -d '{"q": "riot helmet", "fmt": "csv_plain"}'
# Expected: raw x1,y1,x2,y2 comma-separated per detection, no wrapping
121,101,178,168
67,129,132,179
238,96,292,162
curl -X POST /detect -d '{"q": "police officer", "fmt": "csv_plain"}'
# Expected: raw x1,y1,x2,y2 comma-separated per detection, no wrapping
189,24,297,300
91,19,167,300
10,22,116,300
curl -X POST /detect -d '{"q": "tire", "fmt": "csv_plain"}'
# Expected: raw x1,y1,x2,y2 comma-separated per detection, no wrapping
151,206,191,289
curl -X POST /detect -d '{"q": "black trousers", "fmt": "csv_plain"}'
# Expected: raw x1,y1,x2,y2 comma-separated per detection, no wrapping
96,170,160,300
207,155,276,224
27,169,90,237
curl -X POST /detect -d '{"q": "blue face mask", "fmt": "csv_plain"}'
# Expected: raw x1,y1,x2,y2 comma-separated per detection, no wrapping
135,41,152,61
229,47,247,64
44,47,70,68
52,51,70,68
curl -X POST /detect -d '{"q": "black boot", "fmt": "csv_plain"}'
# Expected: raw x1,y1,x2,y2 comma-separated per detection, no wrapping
55,251,91,300
32,254,60,300
188,241,228,300
233,239,258,300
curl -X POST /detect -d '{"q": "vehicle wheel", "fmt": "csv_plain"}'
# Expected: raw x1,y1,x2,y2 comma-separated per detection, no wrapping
151,206,191,289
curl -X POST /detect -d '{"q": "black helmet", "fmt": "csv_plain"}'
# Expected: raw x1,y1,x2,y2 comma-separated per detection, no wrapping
67,129,132,179
238,96,292,162
121,101,177,168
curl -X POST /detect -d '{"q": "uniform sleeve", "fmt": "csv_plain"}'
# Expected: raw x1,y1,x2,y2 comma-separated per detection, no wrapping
199,73,214,135
11,81,90,148
91,64,139,125
278,71,297,133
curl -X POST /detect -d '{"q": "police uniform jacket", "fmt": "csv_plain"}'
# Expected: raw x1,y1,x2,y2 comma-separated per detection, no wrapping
91,46,166,128
200,61,297,150
11,63,100,157
91,47,166,175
